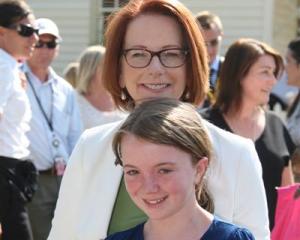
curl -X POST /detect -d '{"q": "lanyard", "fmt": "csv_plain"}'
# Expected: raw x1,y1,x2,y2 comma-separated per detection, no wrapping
26,73,54,132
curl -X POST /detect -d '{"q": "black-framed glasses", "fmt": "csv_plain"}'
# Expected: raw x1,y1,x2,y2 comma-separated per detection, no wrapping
8,24,39,37
35,40,58,49
123,48,189,68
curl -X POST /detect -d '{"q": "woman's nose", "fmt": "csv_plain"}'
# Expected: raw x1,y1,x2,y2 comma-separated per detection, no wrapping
148,55,164,69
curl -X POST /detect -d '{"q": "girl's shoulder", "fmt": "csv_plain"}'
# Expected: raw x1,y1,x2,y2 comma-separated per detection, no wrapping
202,217,255,240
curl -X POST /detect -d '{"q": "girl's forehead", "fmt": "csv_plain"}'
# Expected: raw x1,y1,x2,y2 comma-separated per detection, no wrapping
121,134,193,167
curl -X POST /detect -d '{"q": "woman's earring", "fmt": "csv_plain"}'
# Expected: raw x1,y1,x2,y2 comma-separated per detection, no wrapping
182,90,190,101
121,90,127,101
185,91,190,100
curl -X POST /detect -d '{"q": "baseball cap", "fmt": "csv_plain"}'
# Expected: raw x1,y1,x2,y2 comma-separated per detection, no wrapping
36,18,62,41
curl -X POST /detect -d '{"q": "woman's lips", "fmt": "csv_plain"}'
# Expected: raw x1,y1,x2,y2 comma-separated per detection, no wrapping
142,83,170,90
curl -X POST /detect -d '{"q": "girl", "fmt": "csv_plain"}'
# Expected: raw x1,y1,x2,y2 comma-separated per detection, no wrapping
107,98,254,240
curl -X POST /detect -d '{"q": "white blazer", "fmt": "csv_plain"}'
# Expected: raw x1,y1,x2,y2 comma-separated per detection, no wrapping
48,118,270,240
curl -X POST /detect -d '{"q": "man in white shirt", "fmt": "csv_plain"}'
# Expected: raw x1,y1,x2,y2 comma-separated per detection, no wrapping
23,18,83,240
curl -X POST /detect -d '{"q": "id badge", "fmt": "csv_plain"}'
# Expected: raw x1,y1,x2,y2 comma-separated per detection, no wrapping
54,156,66,176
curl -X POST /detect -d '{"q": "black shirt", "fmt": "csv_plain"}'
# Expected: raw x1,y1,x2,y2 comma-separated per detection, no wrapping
201,107,296,230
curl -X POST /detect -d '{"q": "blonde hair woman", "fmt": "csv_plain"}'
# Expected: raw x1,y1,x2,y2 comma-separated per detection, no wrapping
63,61,78,88
75,45,125,129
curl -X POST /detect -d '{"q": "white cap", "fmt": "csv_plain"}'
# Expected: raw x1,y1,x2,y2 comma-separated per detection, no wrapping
36,18,62,40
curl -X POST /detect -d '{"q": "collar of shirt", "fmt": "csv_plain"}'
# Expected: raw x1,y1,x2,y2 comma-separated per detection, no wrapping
22,62,59,90
210,55,223,71
0,48,19,71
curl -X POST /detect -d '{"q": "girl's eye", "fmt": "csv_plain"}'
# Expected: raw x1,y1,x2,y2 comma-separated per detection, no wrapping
158,169,172,174
262,70,271,76
126,169,139,176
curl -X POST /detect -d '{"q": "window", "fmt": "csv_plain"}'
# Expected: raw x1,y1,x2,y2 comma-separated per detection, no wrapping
98,0,129,43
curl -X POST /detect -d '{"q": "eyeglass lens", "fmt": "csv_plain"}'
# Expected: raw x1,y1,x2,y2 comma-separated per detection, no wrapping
35,40,57,49
124,48,187,68
10,24,39,37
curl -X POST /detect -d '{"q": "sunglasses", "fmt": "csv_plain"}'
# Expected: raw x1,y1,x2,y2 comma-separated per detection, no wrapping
8,24,39,37
35,40,58,49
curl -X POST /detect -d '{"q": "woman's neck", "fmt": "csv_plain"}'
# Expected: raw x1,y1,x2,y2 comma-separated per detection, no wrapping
224,102,265,141
143,205,212,240
227,100,263,120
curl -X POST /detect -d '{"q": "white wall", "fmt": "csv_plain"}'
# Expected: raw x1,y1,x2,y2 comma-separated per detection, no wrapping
273,0,297,55
27,0,91,75
182,0,273,55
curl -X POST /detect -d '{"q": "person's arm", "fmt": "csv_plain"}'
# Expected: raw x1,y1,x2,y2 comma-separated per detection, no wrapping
281,161,294,186
47,132,86,240
231,227,255,240
0,66,14,120
234,139,270,240
287,117,300,146
281,117,296,186
67,90,83,153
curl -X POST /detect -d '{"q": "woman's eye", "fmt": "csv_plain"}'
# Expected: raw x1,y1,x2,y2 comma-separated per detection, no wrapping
126,169,139,176
132,53,145,58
163,51,181,59
129,50,147,58
164,52,179,57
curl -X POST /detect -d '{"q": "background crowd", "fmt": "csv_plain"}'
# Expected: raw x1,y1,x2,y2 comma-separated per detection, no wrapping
0,0,300,240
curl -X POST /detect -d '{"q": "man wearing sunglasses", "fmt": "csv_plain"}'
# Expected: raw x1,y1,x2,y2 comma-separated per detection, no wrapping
196,11,224,95
22,18,83,240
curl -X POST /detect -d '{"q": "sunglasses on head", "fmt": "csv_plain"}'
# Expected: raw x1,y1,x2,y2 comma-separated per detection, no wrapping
8,24,39,37
35,40,58,49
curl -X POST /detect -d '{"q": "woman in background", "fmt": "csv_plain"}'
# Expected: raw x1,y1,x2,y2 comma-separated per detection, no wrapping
76,45,125,129
0,0,38,239
202,38,295,230
63,61,78,88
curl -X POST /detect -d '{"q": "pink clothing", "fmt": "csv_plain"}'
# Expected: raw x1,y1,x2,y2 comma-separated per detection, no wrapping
271,183,300,240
